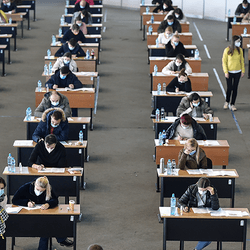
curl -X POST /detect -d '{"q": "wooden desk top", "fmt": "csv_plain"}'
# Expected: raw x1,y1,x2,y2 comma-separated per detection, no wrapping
152,91,212,97
51,43,99,47
3,166,82,176
0,23,18,27
148,32,192,36
140,4,157,7
152,117,220,124
56,34,101,39
157,169,238,178
66,4,103,8
159,207,250,219
149,56,201,62
44,55,97,61
60,23,102,27
42,71,98,77
154,72,208,77
6,204,81,215
35,87,95,94
0,34,12,38
23,116,91,124
148,44,197,49
13,140,87,149
231,22,250,26
63,14,103,17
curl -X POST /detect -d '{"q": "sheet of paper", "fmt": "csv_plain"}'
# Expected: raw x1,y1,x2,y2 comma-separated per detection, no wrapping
68,168,83,174
13,140,33,146
22,205,42,210
6,207,22,214
194,117,206,122
38,168,65,173
187,169,202,175
207,171,237,176
192,208,210,213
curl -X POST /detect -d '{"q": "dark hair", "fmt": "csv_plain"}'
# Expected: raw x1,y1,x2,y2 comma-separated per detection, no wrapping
228,35,241,56
60,65,70,74
0,177,6,188
63,52,72,59
45,134,58,145
174,8,184,20
189,93,201,102
178,68,187,77
81,9,91,24
163,0,172,6
176,54,186,65
75,15,82,22
87,245,103,250
71,24,80,31
243,0,248,4
69,38,77,47
180,114,192,125
197,177,210,188
52,110,63,120
167,15,174,20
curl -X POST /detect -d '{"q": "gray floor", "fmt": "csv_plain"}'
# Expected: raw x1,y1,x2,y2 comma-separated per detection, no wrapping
1,1,250,249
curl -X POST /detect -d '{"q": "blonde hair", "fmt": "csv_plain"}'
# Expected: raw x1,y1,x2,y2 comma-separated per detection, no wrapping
165,26,173,33
184,138,199,164
35,176,51,201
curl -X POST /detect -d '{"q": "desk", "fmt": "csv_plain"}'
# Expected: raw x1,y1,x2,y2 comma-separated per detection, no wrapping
159,207,250,250
13,140,87,189
152,72,209,92
139,4,157,30
16,5,31,30
6,12,26,38
157,169,238,207
66,5,103,14
231,22,250,37
3,167,82,203
0,35,11,64
35,88,95,130
147,32,192,46
5,204,80,250
226,16,243,40
153,116,219,141
149,56,201,72
20,0,36,21
0,23,18,51
63,13,103,24
45,55,97,72
24,116,90,161
60,23,102,35
0,45,6,76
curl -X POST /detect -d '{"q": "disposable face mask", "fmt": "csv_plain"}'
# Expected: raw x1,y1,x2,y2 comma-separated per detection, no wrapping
168,21,174,25
51,101,59,106
68,45,74,50
51,122,59,128
6,2,11,6
175,14,180,18
181,124,189,130
63,59,70,64
175,61,182,67
173,41,179,46
192,102,200,107
77,23,82,26
165,33,171,38
189,150,196,156
243,5,247,9
45,144,54,153
60,74,66,79
0,189,4,196
198,189,207,196
235,41,241,47
163,4,167,9
34,188,43,196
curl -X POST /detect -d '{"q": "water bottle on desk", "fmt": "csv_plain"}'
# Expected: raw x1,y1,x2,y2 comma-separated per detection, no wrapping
162,82,166,94
159,158,164,174
47,49,51,59
37,80,42,92
146,6,150,14
244,27,247,36
194,49,199,60
7,153,12,172
233,16,236,24
52,34,56,45
44,64,48,75
153,65,158,76
157,83,161,95
66,0,69,7
11,157,16,173
162,130,166,140
49,62,53,75
156,38,159,48
64,8,68,15
155,108,160,122
151,15,154,23
60,16,64,26
79,130,83,143
141,0,145,5
91,49,95,59
148,25,153,35
59,27,62,37
172,159,176,174
26,107,32,121
19,162,23,173
160,107,165,121
9,17,12,24
159,132,163,145
167,159,172,175
170,193,176,216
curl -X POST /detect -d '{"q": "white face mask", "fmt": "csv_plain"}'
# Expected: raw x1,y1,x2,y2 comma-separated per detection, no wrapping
198,189,207,196
45,145,54,153
175,61,182,67
51,100,59,106
181,124,189,130
34,188,43,196
175,14,180,19
235,41,241,47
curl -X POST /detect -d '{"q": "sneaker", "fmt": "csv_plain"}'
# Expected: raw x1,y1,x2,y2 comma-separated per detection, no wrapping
223,102,229,109
60,238,74,247
231,105,237,111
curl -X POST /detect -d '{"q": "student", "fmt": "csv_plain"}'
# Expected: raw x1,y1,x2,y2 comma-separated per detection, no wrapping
241,9,250,22
12,176,73,249
235,0,250,16
34,90,72,118
0,177,7,250
28,134,67,170
178,177,220,250
74,0,90,13
157,26,174,46
176,92,213,118
1,0,16,13
0,177,6,209
75,0,94,5
74,15,88,35
88,244,103,250
0,9,7,22
46,66,83,90
165,68,192,93
52,52,77,73
153,0,173,13
55,38,86,58
165,34,190,57
178,138,207,169
165,114,207,140
61,24,86,44
72,9,92,25
164,8,187,23
32,108,69,143
157,15,182,34
222,35,245,111
162,53,192,75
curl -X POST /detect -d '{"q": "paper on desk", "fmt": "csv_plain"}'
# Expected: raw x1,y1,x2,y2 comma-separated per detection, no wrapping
67,117,74,121
13,140,33,146
38,168,65,173
22,205,43,210
60,141,68,145
179,141,186,145
194,117,206,122
6,207,22,214
210,209,249,217
68,168,83,174
197,140,220,146
192,207,214,214
163,116,177,122
207,170,237,176
167,91,185,95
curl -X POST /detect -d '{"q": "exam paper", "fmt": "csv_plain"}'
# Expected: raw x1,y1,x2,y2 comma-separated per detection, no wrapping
38,168,65,173
6,207,22,214
13,140,33,146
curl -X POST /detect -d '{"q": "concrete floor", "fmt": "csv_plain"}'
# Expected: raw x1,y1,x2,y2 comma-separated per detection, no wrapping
1,1,250,249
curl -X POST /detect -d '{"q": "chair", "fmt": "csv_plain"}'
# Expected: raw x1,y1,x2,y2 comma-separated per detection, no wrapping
207,157,213,169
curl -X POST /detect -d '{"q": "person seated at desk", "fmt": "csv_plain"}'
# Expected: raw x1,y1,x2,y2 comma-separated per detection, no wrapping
32,108,69,143
46,66,82,90
12,176,73,249
52,52,77,73
0,9,8,22
178,177,220,250
165,114,207,140
88,244,103,250
0,177,6,209
55,38,86,58
241,9,250,22
74,0,90,13
157,15,182,34
165,68,192,93
1,0,16,13
164,7,187,23
165,34,190,57
157,26,174,46
34,90,72,118
61,24,86,44
235,0,250,16
0,177,7,250
178,138,207,169
162,53,192,75
72,8,92,25
74,14,89,35
75,0,94,5
29,134,67,169
153,0,173,13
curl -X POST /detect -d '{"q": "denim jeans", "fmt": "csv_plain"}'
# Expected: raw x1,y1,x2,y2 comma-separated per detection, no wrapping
38,237,66,250
195,241,211,250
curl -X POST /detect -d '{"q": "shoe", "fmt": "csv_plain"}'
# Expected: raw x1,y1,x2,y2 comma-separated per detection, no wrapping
231,105,237,111
60,238,74,247
223,102,229,109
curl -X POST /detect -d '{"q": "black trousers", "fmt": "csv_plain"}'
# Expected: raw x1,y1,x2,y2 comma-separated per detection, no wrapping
225,72,241,105
0,235,6,250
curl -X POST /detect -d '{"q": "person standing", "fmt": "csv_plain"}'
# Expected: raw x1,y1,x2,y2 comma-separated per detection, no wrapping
222,35,245,111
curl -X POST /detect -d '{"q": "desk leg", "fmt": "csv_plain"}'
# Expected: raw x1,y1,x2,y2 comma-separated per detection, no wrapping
227,20,229,41
140,16,142,30
76,177,80,203
14,36,17,51
2,50,5,77
248,60,250,79
33,6,36,21
27,11,30,30
81,146,86,190
6,175,10,203
156,165,160,192
243,221,247,250
49,238,52,250
163,218,166,250
11,237,15,250
83,123,89,161
150,73,153,93
180,241,184,250
143,25,145,40
231,179,235,208
90,108,93,130
73,217,77,250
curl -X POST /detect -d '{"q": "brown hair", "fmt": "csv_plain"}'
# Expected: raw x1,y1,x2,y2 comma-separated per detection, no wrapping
165,26,173,33
178,68,187,77
180,114,192,125
197,177,210,188
184,138,200,164
228,35,241,56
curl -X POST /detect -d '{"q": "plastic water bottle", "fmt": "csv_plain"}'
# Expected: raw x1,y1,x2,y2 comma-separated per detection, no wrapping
86,49,90,59
52,34,56,45
64,8,68,15
9,17,12,24
47,49,51,59
44,64,48,75
157,83,161,95
162,130,166,140
163,82,166,94
59,27,62,36
160,158,164,174
19,162,23,173
228,9,231,17
49,62,53,75
7,153,12,172
37,80,42,92
154,65,158,76
60,16,64,25
11,157,16,173
79,130,83,143
244,27,247,36
161,107,165,121
171,159,176,170
156,38,159,48
194,49,199,60
26,107,32,121
170,193,176,216
233,16,236,24
66,0,69,6
155,108,160,122
159,132,163,145
148,25,153,35
141,0,145,5
167,159,172,175
151,15,154,23
146,6,150,14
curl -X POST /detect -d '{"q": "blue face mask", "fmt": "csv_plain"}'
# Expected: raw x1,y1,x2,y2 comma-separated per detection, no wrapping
173,41,179,46
0,189,4,196
168,21,174,25
193,102,200,107
243,5,247,9
51,122,59,128
189,150,196,156
68,45,74,51
60,74,66,79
